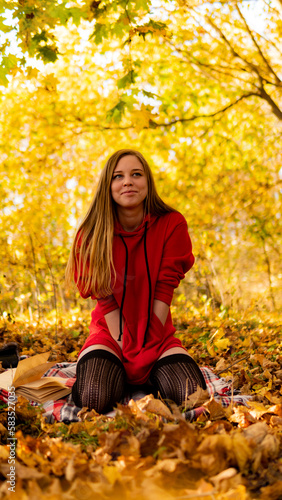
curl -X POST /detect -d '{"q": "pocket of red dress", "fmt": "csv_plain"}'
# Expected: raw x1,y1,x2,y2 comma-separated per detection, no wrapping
122,318,147,353
122,313,166,384
145,311,164,345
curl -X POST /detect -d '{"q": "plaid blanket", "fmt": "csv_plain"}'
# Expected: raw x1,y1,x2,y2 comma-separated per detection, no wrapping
0,363,251,423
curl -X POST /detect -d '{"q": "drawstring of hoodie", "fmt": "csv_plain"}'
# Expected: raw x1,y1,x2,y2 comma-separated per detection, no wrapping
117,221,152,347
118,235,128,342
142,221,151,347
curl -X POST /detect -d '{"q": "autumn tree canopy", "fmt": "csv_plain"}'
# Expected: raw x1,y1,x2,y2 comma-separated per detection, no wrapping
0,0,281,319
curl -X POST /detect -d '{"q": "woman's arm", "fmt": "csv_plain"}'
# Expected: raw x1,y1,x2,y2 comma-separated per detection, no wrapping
104,308,123,350
97,295,123,350
153,299,169,325
154,214,194,306
152,215,193,330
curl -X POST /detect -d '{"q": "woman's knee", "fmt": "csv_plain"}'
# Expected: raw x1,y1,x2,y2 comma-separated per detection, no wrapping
72,349,126,413
149,353,206,405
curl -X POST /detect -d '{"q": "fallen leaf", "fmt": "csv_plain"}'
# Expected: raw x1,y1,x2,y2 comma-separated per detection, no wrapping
206,340,216,357
103,464,123,484
0,446,9,461
264,391,282,404
183,385,209,410
229,406,257,427
204,396,227,420
0,461,46,479
242,421,269,445
214,338,231,351
134,394,175,420
260,480,282,500
157,420,198,459
243,421,280,471
270,415,282,426
0,423,7,438
77,407,99,421
210,467,245,493
215,358,231,372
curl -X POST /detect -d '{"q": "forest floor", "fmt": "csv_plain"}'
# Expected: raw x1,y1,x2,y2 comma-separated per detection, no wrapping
0,308,282,500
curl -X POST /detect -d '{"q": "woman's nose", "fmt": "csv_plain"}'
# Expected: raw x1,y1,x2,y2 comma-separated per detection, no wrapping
123,176,132,185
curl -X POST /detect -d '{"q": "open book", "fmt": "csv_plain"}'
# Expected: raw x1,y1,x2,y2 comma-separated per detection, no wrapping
0,352,71,404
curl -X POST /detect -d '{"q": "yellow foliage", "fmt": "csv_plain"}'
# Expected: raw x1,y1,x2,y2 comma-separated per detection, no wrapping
214,338,231,351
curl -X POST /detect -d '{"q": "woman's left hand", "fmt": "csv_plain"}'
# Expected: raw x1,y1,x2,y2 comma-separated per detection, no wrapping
153,299,169,325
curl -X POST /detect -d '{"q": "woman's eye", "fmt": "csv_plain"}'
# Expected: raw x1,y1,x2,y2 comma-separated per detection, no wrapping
113,174,122,179
133,173,141,177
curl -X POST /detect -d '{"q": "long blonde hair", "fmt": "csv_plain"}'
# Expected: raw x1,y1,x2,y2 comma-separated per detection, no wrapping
65,149,174,298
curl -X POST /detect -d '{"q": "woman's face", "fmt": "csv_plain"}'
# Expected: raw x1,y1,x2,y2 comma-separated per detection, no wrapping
111,155,148,211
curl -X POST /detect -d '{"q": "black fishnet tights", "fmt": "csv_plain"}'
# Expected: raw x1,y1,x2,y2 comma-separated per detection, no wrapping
72,349,126,413
149,353,206,406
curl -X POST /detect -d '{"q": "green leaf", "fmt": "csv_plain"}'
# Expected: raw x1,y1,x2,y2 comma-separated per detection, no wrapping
117,70,137,89
48,4,71,24
133,59,142,68
142,90,157,98
0,66,8,86
122,94,136,108
135,19,169,40
133,0,151,11
89,23,109,44
106,100,127,123
69,7,86,27
147,20,167,30
37,46,58,63
32,31,48,44
113,17,131,39
0,15,13,33
1,55,18,70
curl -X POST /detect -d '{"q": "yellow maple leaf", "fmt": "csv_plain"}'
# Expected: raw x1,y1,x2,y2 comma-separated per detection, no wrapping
206,340,216,357
133,104,156,132
214,338,231,351
103,465,122,484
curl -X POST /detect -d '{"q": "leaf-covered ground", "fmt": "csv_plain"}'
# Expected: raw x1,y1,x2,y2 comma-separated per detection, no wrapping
0,310,282,499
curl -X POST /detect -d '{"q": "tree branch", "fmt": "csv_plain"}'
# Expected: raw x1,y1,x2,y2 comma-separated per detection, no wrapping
257,86,282,121
65,90,281,132
235,3,281,84
180,51,257,85
148,93,258,128
205,15,261,77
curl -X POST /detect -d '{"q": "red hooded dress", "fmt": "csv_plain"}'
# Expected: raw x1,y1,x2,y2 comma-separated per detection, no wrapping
75,211,195,385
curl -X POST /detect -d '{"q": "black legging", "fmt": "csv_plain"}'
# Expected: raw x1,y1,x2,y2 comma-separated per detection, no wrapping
72,349,126,413
72,350,205,412
149,353,206,405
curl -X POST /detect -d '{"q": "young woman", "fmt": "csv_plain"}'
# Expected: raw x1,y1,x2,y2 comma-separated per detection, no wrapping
66,149,206,413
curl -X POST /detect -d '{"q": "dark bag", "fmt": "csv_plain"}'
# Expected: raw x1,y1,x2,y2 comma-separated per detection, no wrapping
0,342,20,369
